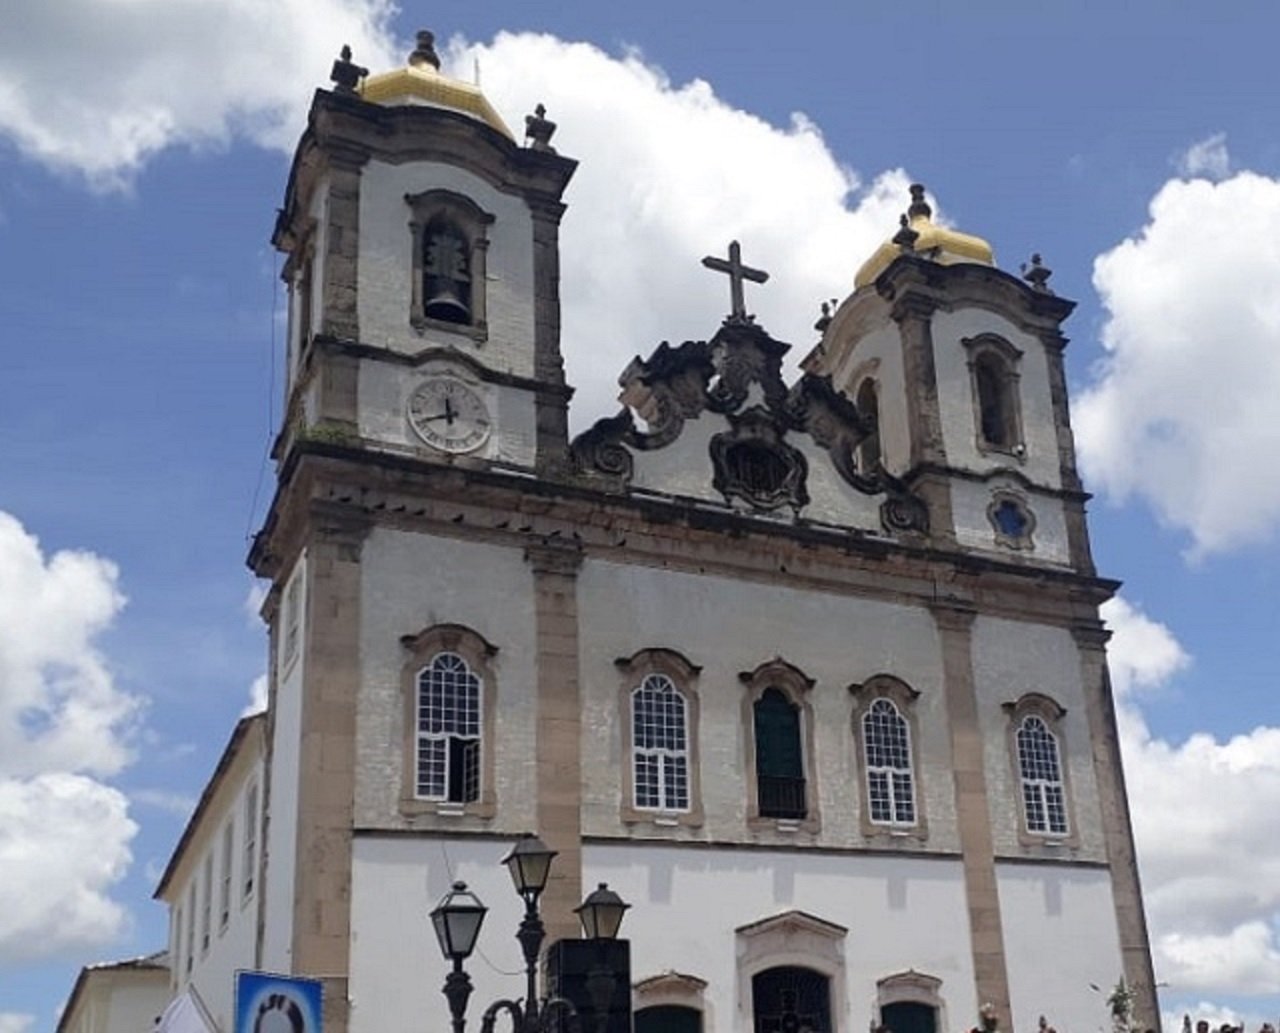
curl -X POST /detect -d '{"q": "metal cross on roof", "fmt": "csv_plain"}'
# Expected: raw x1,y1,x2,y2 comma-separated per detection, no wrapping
702,240,769,324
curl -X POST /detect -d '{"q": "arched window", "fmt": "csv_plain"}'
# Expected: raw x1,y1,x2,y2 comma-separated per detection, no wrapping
401,624,498,818
752,966,831,1033
855,378,881,472
416,652,482,803
742,660,818,829
974,353,1013,447
863,698,915,826
406,189,494,335
754,688,805,820
963,335,1024,454
632,673,691,812
1016,714,1067,835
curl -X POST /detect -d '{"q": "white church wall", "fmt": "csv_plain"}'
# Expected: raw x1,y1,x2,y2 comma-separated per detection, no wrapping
586,841,977,1033
354,528,538,830
357,159,536,377
827,321,912,475
347,835,530,1033
929,309,1061,490
356,358,537,468
262,555,307,974
970,617,1106,860
950,478,1071,566
996,862,1124,1033
576,558,957,852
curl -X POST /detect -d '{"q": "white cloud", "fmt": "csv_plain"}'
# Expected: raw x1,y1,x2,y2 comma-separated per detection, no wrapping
131,789,197,818
242,673,268,718
0,0,399,190
1076,169,1280,557
0,512,139,778
0,1014,33,1033
0,513,141,959
1104,598,1280,997
243,581,268,626
1178,134,1232,181
0,773,136,961
444,33,911,425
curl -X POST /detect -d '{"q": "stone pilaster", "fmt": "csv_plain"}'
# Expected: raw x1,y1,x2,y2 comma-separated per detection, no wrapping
526,540,584,946
529,200,571,472
891,291,955,543
1041,330,1095,575
1072,621,1159,1029
932,601,1011,1029
321,150,366,343
292,518,367,1033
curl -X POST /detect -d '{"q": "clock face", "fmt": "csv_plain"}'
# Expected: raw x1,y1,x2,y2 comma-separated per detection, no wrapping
407,376,491,454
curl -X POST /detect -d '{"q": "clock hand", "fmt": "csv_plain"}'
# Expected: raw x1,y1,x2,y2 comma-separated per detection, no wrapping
443,397,458,425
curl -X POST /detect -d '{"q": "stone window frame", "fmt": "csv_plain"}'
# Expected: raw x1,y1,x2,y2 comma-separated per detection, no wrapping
632,972,709,1031
400,623,498,819
875,970,948,1033
986,488,1037,552
617,649,704,828
280,564,304,676
849,675,928,842
735,910,848,1033
740,658,821,833
962,334,1026,459
1002,692,1079,848
405,188,494,341
242,782,259,904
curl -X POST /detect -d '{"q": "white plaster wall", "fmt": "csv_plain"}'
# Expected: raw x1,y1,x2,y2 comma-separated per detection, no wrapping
357,159,536,377
625,408,884,532
970,617,1106,860
950,478,1071,567
348,835,530,1033
187,770,266,1033
354,528,538,830
357,359,537,468
929,309,1061,490
576,560,957,852
587,841,977,1033
828,322,912,475
996,862,1124,1033
262,554,306,973
104,978,171,1033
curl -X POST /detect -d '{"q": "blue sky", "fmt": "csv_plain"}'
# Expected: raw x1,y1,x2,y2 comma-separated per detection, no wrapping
1,3,1278,1031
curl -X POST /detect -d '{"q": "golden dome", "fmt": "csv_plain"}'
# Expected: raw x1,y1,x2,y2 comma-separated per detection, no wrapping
854,184,994,288
358,31,514,141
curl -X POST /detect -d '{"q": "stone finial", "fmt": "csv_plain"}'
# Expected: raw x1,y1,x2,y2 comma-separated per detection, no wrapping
814,297,838,333
409,29,441,70
330,44,368,95
1022,252,1054,293
893,213,919,253
525,103,558,152
907,183,933,221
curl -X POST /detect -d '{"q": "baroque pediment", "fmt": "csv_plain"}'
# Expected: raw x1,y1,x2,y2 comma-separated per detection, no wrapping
571,320,929,535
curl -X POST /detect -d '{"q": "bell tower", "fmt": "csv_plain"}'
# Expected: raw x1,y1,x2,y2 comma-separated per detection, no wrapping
804,184,1093,574
272,31,577,474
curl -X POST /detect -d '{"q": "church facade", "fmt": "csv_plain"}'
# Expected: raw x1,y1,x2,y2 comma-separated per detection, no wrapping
156,32,1157,1033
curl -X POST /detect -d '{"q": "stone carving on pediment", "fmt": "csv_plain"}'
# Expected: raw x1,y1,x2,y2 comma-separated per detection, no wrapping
706,322,790,415
619,339,715,449
710,407,809,514
570,407,637,482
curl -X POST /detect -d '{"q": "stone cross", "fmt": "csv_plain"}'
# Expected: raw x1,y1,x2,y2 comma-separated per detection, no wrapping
702,240,769,323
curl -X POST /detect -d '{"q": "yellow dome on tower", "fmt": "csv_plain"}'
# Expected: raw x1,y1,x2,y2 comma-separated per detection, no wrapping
854,184,994,288
358,30,514,140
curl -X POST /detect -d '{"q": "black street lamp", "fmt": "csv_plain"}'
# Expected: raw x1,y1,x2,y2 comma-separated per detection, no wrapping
431,881,489,1033
575,884,631,1033
434,836,632,1033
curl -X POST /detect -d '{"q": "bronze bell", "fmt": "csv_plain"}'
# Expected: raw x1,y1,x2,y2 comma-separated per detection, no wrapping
424,279,470,324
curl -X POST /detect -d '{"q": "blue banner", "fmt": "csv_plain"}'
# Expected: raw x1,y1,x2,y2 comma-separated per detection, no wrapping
234,971,323,1033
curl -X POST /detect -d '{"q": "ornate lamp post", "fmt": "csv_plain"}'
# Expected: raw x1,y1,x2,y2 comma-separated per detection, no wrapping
435,835,632,1033
431,881,489,1033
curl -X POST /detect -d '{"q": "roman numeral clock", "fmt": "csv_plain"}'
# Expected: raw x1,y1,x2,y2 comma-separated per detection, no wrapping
407,374,492,455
